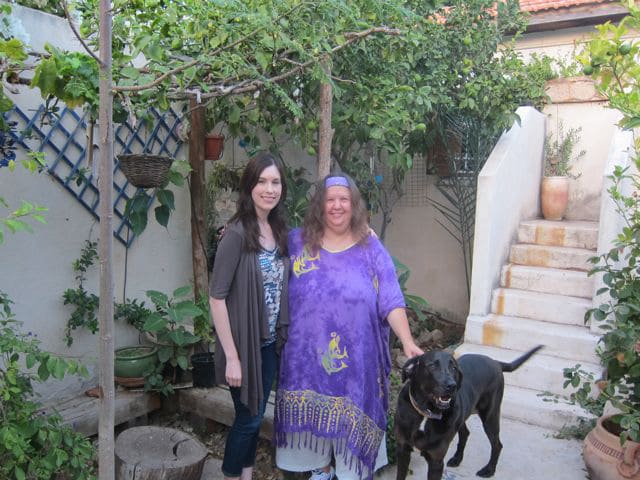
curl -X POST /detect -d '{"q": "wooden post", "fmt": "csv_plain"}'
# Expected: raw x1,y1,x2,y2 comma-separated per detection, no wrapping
189,99,209,300
318,57,333,179
98,0,115,478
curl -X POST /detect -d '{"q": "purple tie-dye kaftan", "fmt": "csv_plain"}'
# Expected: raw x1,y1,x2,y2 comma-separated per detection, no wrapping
275,228,405,478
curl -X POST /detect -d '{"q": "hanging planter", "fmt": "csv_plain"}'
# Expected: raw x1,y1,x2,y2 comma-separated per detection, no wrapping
204,134,225,161
118,153,173,188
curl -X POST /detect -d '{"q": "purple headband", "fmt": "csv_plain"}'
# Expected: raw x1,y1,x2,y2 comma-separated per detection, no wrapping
324,176,349,188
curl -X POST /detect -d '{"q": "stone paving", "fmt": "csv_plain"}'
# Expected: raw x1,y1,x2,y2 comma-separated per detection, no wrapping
199,415,587,479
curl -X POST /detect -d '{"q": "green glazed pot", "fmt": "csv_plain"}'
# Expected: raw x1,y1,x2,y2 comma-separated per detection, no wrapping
114,346,158,378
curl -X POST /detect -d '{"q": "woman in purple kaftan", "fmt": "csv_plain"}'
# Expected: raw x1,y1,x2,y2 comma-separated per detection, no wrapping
275,175,423,480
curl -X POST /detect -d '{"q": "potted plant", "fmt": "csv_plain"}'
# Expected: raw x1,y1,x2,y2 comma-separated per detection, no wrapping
204,132,225,161
204,101,227,161
541,121,584,221
114,345,158,387
140,286,203,395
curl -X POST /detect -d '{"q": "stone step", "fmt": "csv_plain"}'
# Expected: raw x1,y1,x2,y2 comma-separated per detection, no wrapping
501,384,592,431
510,243,595,271
454,343,603,397
500,263,594,299
491,288,591,326
464,314,600,364
518,219,599,250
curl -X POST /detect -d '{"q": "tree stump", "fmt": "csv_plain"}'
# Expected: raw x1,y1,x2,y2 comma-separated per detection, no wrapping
115,426,208,480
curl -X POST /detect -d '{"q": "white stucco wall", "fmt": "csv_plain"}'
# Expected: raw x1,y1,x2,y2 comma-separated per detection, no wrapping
469,107,545,315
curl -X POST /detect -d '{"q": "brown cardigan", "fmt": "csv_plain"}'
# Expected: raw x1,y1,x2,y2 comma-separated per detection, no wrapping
209,221,290,416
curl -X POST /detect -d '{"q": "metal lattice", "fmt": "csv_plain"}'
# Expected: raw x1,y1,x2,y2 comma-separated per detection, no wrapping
6,105,185,246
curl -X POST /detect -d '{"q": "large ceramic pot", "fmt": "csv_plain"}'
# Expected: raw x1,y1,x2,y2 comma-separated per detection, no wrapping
540,176,570,221
114,346,158,378
583,415,640,480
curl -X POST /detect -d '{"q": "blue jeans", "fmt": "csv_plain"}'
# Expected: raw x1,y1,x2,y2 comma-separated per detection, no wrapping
222,342,277,477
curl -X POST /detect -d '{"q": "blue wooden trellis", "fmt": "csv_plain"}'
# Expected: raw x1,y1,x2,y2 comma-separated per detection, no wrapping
4,104,185,246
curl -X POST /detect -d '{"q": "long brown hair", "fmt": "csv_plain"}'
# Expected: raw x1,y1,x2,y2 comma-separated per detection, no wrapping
302,173,369,253
229,152,288,254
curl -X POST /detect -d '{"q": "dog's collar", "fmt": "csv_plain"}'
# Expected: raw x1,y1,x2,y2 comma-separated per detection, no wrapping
408,389,442,420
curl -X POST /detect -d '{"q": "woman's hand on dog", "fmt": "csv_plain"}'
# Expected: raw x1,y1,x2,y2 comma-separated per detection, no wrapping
387,308,424,359
402,341,424,359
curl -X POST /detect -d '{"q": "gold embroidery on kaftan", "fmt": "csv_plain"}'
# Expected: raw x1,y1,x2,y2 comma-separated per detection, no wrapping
275,390,384,460
292,247,320,277
321,331,349,374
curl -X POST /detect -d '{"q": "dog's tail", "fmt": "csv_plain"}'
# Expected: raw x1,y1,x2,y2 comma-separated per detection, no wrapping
499,345,544,372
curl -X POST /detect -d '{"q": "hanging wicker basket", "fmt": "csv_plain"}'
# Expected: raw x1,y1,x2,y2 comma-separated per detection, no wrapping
117,154,173,189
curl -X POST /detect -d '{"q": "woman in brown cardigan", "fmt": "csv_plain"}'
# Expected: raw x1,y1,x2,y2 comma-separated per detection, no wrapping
209,152,290,480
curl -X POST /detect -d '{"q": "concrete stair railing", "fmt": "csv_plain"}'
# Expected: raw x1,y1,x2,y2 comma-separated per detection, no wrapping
455,123,635,431
459,219,602,430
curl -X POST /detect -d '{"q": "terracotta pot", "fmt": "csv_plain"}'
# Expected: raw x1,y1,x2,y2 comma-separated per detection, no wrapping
583,415,640,480
204,134,224,161
540,176,569,221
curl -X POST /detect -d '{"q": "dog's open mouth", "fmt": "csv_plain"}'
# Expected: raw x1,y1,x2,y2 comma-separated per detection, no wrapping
435,395,452,409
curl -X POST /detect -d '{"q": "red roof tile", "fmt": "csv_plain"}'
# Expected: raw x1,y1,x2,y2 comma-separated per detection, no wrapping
519,0,614,13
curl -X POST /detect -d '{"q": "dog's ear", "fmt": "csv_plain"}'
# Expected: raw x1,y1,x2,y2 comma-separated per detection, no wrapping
401,356,421,383
454,359,463,386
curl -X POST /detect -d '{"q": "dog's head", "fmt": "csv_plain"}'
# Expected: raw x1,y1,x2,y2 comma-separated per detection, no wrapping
401,350,463,411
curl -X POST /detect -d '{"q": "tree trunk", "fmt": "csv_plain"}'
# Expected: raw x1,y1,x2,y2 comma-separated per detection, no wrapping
189,100,209,299
98,1,115,479
317,58,333,179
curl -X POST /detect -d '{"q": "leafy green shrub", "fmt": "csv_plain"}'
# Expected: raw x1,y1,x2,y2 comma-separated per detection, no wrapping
564,163,640,443
563,1,640,445
142,286,203,395
0,291,96,479
393,257,430,324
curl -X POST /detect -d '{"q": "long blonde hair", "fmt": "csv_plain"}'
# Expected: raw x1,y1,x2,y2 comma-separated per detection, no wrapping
302,174,369,253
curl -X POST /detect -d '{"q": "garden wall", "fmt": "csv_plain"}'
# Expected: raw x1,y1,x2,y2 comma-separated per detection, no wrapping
3,6,193,401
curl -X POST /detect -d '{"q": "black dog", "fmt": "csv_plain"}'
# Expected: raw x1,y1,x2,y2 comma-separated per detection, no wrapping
394,346,543,480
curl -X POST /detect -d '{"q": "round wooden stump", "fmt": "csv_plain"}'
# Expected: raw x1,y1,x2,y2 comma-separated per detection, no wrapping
115,426,208,480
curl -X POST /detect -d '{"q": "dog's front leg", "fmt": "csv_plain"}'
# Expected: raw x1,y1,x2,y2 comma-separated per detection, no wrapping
395,443,413,480
446,422,469,467
423,451,446,480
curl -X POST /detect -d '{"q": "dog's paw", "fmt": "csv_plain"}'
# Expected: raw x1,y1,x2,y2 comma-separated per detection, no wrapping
476,465,496,478
447,455,462,467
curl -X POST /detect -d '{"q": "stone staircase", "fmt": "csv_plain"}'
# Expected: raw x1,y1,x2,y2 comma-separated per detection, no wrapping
456,219,603,430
